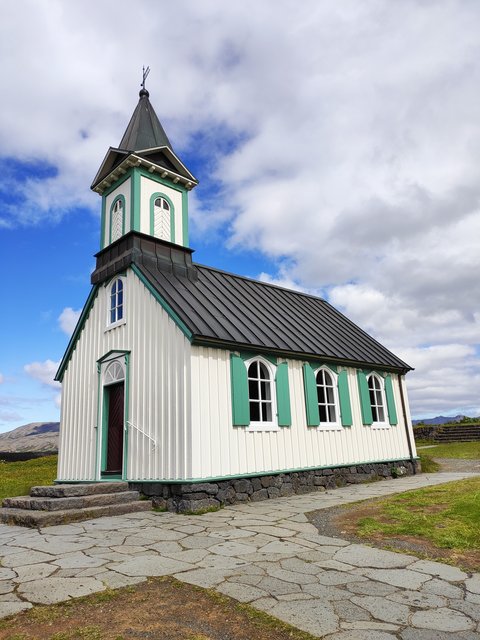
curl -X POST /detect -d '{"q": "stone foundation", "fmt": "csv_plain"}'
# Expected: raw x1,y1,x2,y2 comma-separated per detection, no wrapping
130,459,420,514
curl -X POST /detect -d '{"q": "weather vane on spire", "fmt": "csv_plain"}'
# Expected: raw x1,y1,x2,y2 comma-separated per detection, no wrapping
141,66,150,92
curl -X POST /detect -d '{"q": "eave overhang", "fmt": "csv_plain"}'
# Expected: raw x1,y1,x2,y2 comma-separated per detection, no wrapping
91,147,198,194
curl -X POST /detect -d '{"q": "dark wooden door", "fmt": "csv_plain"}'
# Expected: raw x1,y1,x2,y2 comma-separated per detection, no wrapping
106,382,124,474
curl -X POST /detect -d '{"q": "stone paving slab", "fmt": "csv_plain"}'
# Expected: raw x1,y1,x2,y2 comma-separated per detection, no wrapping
0,471,479,638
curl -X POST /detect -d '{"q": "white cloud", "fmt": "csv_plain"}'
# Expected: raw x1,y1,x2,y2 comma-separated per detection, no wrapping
58,307,81,336
24,360,61,390
1,1,479,417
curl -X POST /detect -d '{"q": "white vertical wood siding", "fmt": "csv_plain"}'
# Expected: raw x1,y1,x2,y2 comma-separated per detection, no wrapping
57,271,191,481
103,178,131,248
190,347,416,479
140,176,184,245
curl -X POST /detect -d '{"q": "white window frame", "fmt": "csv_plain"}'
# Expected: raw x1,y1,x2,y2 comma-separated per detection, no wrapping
153,196,171,241
367,373,389,429
106,277,126,331
315,366,342,431
245,356,279,432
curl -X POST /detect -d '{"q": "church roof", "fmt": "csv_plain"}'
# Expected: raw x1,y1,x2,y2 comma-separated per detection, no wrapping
91,233,411,372
119,88,172,152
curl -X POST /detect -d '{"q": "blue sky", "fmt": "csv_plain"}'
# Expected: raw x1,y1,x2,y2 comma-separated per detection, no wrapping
1,0,480,432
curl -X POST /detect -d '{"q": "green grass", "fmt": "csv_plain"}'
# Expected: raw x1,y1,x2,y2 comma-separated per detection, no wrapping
356,476,480,552
0,455,58,502
416,441,480,459
418,453,440,473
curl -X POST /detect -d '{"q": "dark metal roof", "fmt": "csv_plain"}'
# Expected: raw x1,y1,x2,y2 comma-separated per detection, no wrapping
119,89,172,152
90,233,411,372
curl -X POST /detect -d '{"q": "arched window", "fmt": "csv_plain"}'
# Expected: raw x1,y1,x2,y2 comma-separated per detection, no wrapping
153,196,171,241
110,198,124,242
109,278,124,325
104,360,125,385
368,374,386,423
316,368,338,424
247,359,274,424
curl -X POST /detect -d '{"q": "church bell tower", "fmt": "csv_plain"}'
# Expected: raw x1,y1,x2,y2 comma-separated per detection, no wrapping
91,79,198,250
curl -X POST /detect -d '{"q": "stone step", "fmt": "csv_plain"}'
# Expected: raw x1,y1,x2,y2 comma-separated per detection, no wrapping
3,490,141,511
30,482,129,498
0,500,152,528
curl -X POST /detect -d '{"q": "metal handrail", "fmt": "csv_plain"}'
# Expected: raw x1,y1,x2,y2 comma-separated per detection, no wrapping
126,421,156,448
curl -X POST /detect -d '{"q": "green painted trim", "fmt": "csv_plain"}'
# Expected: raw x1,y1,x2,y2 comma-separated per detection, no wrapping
109,194,126,244
275,362,291,426
94,363,101,480
132,168,141,232
230,354,250,426
97,349,130,365
127,457,418,484
337,370,353,427
357,371,373,425
149,192,176,243
131,264,193,339
182,188,189,247
384,374,398,426
303,364,320,426
55,286,100,381
309,362,339,375
100,387,109,472
240,351,277,365
100,196,106,249
123,353,130,479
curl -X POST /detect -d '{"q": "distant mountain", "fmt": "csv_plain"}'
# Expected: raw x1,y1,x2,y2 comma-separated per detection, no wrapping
412,414,466,426
0,422,59,452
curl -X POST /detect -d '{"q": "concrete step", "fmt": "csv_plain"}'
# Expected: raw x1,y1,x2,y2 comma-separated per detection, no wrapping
0,500,153,528
3,490,142,511
30,482,129,498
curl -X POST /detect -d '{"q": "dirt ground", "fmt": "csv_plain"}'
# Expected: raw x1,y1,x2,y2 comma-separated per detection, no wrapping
0,577,316,640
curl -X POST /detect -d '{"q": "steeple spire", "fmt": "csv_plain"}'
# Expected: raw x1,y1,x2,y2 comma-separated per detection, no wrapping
118,72,172,152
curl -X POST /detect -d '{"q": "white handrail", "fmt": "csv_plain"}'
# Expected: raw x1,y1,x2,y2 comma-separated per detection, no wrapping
127,421,156,448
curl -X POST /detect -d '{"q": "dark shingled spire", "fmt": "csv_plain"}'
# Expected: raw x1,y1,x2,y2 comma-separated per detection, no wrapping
119,88,172,152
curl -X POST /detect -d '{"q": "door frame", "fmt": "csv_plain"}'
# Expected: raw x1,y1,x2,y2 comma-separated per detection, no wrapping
96,350,130,481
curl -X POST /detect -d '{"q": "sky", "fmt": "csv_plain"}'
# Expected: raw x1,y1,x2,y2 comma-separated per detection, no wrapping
1,0,480,433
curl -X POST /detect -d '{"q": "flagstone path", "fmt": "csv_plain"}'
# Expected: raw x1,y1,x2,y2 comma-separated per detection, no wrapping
1,472,479,639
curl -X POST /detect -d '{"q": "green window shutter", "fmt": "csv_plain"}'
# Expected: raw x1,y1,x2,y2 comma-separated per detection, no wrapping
357,371,373,425
230,354,249,426
275,362,292,427
384,374,398,425
337,370,353,427
303,364,320,426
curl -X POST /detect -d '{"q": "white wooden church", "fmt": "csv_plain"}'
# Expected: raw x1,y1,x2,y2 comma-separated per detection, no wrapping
55,84,418,511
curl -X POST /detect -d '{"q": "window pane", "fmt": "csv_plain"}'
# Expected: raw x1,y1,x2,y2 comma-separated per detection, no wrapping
378,406,385,422
326,386,335,404
262,402,272,422
117,291,123,306
110,309,116,324
111,281,117,295
328,406,337,422
249,380,259,400
248,361,258,378
260,380,271,401
258,362,269,380
155,198,161,207
372,406,378,422
317,386,326,404
117,306,123,320
319,405,327,422
164,201,170,210
250,402,260,422
369,388,376,404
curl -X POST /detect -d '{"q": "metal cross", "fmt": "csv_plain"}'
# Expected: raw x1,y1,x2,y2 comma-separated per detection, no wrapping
141,66,150,91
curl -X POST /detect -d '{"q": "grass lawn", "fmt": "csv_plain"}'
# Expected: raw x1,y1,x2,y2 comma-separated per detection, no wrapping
415,441,480,459
338,476,480,571
0,455,57,503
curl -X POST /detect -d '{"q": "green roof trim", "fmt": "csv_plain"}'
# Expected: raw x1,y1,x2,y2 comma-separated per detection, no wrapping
55,285,100,382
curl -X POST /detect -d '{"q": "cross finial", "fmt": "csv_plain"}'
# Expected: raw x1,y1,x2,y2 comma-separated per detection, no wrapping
141,66,150,91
